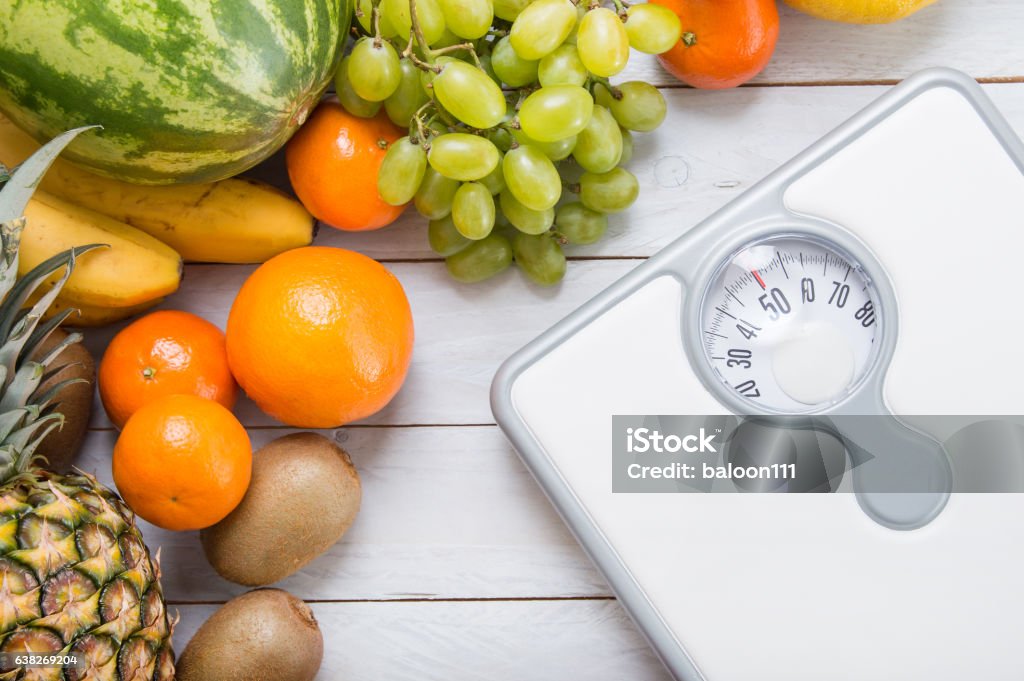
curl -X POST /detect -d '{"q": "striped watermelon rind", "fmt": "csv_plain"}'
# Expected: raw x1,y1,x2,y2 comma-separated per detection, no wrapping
0,0,350,185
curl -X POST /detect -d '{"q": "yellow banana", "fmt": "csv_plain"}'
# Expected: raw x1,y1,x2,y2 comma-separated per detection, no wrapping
22,192,182,308
31,294,164,328
0,115,315,263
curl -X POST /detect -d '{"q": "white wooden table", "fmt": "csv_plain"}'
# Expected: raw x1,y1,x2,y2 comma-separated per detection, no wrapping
78,2,1024,678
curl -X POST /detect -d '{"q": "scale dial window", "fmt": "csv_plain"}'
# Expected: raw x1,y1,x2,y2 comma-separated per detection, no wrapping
699,236,880,413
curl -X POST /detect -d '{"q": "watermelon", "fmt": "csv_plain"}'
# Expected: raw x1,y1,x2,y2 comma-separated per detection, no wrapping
0,0,350,184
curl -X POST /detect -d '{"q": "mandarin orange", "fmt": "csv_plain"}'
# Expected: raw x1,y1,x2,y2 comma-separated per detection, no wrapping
286,101,407,231
113,394,252,531
99,310,237,428
653,0,779,89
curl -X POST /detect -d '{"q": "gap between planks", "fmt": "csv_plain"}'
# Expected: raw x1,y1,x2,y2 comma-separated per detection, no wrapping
166,595,618,606
86,422,498,432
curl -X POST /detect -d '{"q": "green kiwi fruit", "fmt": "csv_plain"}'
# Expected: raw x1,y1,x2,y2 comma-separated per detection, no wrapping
32,328,95,471
177,589,323,681
200,432,362,586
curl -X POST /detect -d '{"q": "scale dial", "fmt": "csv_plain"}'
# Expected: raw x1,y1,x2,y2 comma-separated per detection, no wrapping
699,236,880,413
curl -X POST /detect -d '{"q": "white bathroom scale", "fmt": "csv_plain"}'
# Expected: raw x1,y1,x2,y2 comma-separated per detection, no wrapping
491,69,1024,680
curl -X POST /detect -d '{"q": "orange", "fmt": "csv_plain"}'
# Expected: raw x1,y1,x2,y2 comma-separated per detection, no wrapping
113,394,252,531
226,246,414,428
286,100,407,231
98,310,238,428
653,0,779,89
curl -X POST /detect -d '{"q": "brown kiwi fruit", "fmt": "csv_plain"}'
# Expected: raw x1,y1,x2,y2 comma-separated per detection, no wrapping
200,432,362,586
32,328,95,471
177,588,323,681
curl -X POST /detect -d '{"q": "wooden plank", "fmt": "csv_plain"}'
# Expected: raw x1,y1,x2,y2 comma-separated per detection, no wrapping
83,259,637,427
622,2,1024,87
272,83,1024,260
171,599,670,681
78,426,610,601
84,84,1024,427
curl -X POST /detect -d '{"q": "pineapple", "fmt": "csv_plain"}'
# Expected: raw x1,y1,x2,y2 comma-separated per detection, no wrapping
0,130,173,680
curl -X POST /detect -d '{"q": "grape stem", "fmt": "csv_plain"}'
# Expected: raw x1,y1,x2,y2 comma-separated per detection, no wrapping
403,0,483,69
591,76,623,99
433,42,484,69
371,6,383,46
408,0,434,59
410,101,435,149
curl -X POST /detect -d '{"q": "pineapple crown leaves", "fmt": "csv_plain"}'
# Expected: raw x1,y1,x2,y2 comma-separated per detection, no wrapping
0,125,102,478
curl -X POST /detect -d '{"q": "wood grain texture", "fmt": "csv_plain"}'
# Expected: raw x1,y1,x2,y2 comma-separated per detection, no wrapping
85,85,1024,428
171,599,670,681
70,13,1024,674
286,84,1024,260
84,259,637,427
622,2,1024,87
77,426,608,601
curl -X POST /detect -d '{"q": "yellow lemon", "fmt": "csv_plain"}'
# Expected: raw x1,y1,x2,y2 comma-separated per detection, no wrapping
784,0,937,24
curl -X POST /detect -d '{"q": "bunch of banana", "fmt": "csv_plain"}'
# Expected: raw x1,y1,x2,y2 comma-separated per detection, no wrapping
0,114,316,326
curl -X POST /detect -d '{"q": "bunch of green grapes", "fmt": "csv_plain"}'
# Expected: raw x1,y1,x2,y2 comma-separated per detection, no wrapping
342,0,680,284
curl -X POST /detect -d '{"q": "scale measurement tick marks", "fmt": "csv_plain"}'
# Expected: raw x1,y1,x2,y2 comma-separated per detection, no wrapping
699,237,880,412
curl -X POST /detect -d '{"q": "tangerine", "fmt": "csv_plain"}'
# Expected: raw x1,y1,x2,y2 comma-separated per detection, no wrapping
113,394,252,531
98,310,238,428
286,100,407,231
653,0,779,89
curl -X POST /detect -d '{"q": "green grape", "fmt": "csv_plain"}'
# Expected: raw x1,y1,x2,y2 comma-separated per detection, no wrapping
429,118,451,136
479,53,502,86
538,45,588,87
625,4,682,54
415,167,460,219
491,36,539,87
357,0,400,35
518,85,594,142
480,159,506,195
384,0,447,44
446,233,514,282
579,167,638,213
439,0,493,39
509,0,578,60
335,57,383,118
432,28,464,48
420,55,456,94
619,127,634,165
595,81,666,132
564,4,587,44
499,190,554,235
356,0,374,31
572,105,622,174
385,58,429,127
555,202,607,244
493,0,530,20
511,128,576,161
576,8,629,77
428,133,500,181
452,182,496,239
429,215,473,255
489,127,514,153
433,61,507,129
378,137,428,206
348,38,402,102
503,145,562,211
513,233,566,286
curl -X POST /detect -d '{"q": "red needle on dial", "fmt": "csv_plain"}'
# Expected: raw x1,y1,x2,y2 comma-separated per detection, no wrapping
751,270,767,289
